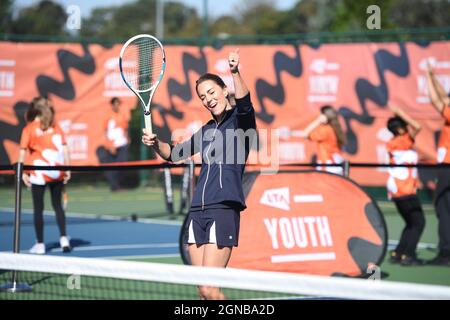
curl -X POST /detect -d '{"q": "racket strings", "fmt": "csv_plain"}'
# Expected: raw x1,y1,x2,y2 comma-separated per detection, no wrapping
121,38,164,91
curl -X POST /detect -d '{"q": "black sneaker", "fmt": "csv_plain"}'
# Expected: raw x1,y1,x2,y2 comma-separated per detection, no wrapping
400,255,425,266
426,255,450,266
389,251,401,264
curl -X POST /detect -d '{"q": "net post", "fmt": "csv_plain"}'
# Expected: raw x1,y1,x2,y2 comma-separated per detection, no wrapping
343,160,350,178
0,162,32,293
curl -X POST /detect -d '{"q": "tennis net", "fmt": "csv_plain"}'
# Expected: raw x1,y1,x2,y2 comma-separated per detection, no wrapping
1,252,450,300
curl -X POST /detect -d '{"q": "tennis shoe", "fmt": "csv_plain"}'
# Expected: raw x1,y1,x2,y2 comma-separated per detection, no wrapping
60,236,71,253
400,254,425,266
388,250,401,264
29,243,46,255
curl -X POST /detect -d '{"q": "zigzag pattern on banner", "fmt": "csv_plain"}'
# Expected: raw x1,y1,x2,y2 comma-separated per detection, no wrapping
36,44,95,100
255,46,302,124
155,50,208,141
0,45,96,163
338,43,409,154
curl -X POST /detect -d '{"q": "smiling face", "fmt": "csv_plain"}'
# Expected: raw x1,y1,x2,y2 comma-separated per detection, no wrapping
196,79,230,120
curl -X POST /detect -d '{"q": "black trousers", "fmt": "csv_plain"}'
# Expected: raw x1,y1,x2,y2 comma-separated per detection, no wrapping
31,181,67,243
393,194,426,257
96,145,128,190
435,169,450,257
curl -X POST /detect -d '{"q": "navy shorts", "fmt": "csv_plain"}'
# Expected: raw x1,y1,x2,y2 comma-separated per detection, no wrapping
185,207,240,247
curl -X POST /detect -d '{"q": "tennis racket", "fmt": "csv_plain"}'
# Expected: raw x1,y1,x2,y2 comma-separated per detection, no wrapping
119,34,166,134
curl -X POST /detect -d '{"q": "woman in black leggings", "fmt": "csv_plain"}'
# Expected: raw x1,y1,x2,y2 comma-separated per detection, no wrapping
18,97,71,254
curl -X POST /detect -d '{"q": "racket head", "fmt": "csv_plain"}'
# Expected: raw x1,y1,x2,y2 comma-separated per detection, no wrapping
119,34,166,94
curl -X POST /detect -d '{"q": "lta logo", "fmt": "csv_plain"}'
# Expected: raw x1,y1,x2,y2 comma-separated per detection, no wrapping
260,187,290,211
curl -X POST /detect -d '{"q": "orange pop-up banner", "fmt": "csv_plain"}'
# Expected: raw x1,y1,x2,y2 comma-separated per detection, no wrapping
1,41,449,185
228,171,387,277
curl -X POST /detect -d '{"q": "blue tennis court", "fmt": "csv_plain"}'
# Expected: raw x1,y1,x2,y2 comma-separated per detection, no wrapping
0,209,181,259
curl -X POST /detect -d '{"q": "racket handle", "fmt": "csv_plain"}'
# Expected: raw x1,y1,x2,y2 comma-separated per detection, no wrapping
144,113,153,134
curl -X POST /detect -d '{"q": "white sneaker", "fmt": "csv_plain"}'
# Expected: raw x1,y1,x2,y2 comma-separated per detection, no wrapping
60,236,71,252
29,243,46,254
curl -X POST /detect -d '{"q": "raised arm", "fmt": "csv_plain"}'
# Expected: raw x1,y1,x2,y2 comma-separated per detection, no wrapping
299,114,328,139
389,104,422,138
426,63,449,113
429,64,450,106
229,48,255,134
229,49,248,99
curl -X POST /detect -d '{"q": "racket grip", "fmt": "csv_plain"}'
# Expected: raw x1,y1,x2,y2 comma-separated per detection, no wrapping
144,113,153,134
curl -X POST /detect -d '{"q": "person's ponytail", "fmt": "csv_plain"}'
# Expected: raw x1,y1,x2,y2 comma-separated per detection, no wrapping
321,106,346,149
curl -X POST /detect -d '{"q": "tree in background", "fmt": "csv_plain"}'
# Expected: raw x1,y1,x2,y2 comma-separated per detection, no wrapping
331,0,396,32
389,0,450,28
0,0,13,34
280,0,338,34
11,0,67,36
81,0,202,39
3,0,450,39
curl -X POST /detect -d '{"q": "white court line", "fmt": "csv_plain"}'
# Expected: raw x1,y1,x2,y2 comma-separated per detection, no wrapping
57,243,178,252
105,253,181,260
1,242,179,254
0,207,182,226
388,240,437,250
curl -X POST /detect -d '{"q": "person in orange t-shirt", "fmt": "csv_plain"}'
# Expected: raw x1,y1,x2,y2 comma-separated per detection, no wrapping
19,97,71,255
300,105,346,175
425,62,450,266
386,104,425,266
96,97,129,191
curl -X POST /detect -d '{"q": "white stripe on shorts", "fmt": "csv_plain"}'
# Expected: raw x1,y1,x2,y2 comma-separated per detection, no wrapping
209,222,217,244
188,220,195,243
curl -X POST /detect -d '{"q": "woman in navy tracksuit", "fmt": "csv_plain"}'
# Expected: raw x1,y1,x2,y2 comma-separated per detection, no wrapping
142,49,256,299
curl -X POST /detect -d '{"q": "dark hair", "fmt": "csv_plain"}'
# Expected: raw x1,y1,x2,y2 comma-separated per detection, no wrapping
25,96,46,122
320,105,346,148
110,97,121,105
195,73,226,95
38,101,54,130
387,116,407,136
25,97,54,129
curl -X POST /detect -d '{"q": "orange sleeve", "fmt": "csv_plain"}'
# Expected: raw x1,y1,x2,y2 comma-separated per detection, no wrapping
387,134,414,152
386,139,394,153
309,126,328,142
442,105,450,122
19,125,31,149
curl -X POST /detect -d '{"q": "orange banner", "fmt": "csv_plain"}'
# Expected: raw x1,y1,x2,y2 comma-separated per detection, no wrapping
227,171,387,277
1,41,449,185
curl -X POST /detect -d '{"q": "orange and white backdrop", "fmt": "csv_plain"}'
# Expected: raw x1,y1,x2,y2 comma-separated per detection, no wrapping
1,41,449,185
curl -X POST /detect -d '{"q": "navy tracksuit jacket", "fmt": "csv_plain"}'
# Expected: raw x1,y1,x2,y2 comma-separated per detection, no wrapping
170,93,256,211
